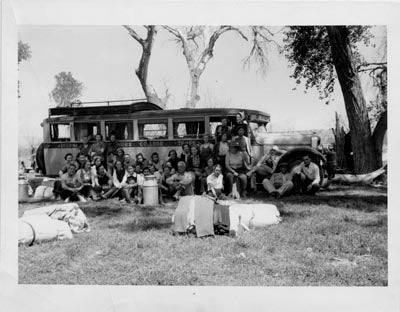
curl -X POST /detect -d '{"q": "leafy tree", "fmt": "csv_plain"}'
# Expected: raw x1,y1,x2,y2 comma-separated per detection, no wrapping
49,71,84,107
284,26,386,173
18,40,32,64
18,41,32,98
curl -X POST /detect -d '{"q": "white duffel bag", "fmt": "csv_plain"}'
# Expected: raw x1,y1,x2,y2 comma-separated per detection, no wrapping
33,185,54,200
18,214,73,246
229,204,281,233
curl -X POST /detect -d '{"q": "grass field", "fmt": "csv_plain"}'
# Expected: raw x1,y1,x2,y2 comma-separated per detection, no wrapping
18,185,387,286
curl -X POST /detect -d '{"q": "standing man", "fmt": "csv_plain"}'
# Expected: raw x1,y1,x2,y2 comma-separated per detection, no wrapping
325,144,337,180
293,155,320,195
262,163,293,198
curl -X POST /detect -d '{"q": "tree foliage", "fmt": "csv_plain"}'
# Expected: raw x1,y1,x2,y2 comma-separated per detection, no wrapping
283,26,373,104
18,40,32,64
49,71,84,107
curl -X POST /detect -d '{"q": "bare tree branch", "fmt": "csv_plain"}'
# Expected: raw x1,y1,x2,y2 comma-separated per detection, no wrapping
123,25,145,46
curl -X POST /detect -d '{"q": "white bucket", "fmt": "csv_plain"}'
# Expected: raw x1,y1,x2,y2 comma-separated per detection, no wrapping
143,175,159,206
19,180,30,202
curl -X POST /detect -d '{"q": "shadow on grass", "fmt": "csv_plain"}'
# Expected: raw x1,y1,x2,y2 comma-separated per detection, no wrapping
277,194,387,213
124,216,172,232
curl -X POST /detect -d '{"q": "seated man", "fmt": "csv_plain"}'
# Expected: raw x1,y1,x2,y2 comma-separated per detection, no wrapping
247,145,285,189
206,164,225,199
292,155,320,195
166,161,194,200
262,162,293,199
60,163,86,202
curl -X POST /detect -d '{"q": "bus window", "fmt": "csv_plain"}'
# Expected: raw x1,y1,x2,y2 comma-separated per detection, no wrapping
74,122,100,141
173,119,205,138
138,121,168,140
50,123,70,142
105,121,133,140
249,122,267,135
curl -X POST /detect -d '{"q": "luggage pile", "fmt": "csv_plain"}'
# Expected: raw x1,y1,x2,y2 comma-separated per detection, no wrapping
172,196,281,238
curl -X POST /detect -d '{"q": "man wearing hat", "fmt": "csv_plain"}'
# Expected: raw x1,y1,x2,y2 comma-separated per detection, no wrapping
262,162,293,198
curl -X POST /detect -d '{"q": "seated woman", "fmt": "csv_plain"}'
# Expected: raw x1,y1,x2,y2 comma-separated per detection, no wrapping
206,164,225,199
149,164,162,181
166,149,180,171
75,153,88,170
93,165,113,200
200,134,214,164
231,112,249,137
60,163,86,202
91,133,107,162
115,148,125,163
76,161,96,200
123,153,135,168
136,166,152,204
187,145,204,194
166,161,194,200
179,143,191,164
124,164,139,204
149,152,164,172
159,166,174,203
91,156,103,176
102,160,130,202
201,157,215,194
53,153,78,199
135,153,148,170
214,132,230,173
106,151,116,176
215,117,232,142
225,140,251,198
58,153,77,178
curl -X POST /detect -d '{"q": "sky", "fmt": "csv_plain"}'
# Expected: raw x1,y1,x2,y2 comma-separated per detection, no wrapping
17,25,386,147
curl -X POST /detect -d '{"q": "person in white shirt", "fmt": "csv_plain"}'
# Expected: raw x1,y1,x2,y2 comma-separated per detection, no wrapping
262,162,293,198
293,155,321,195
206,164,225,199
166,161,194,200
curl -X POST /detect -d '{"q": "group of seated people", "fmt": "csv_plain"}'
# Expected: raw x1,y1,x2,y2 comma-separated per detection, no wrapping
53,112,325,203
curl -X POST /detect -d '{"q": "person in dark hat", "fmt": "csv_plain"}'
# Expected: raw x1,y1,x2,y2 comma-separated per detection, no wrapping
262,162,293,199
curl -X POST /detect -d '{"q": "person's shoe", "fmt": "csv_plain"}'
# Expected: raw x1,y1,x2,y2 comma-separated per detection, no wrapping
78,195,87,203
119,198,126,203
64,197,70,203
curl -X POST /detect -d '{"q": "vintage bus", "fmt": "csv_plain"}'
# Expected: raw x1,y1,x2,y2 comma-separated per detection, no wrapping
36,99,324,176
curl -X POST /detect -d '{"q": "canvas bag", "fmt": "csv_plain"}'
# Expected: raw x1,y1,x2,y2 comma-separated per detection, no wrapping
18,214,73,246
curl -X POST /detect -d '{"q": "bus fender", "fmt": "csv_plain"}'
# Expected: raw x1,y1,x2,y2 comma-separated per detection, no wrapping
35,143,46,175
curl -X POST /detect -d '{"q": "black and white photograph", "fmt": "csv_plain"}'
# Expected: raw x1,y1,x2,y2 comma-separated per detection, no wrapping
2,0,400,311
17,23,388,285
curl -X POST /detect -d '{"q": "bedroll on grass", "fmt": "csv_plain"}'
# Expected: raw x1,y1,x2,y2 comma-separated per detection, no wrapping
23,203,90,234
19,214,73,246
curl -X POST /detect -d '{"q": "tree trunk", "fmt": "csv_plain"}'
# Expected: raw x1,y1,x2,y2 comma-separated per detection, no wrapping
133,26,166,108
186,70,201,108
333,112,348,169
372,110,387,163
326,26,380,173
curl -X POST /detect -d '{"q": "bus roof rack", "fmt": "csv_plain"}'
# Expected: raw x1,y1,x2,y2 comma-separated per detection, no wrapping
48,99,163,117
